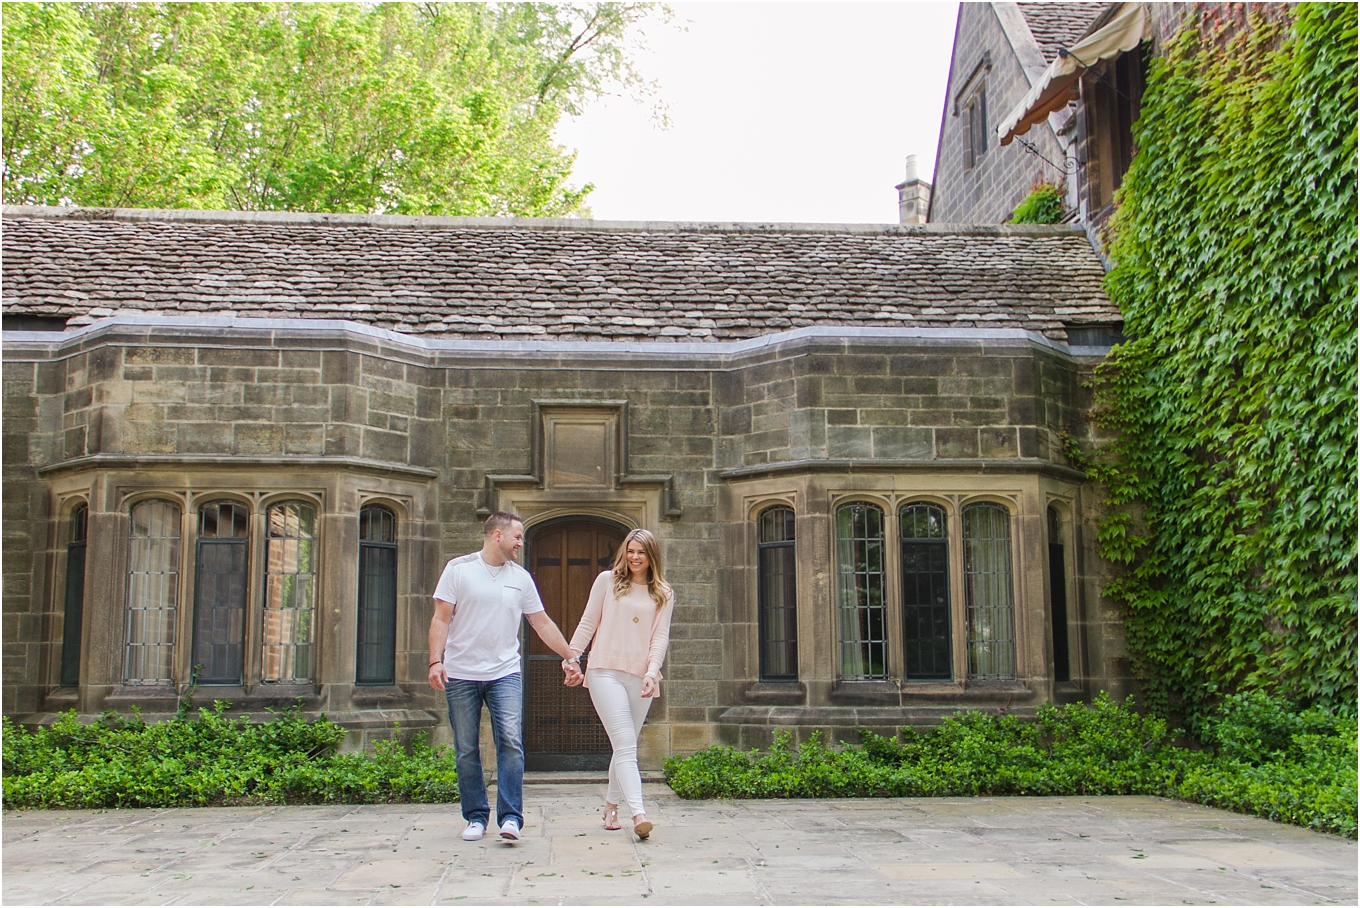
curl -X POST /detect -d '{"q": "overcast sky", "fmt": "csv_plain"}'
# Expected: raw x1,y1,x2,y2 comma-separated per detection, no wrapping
553,2,961,225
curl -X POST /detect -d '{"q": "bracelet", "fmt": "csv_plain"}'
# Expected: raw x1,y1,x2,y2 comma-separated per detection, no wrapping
429,660,441,667
564,656,580,665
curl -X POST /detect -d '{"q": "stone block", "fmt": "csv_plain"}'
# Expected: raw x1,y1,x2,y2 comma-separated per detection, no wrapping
285,424,325,455
121,343,194,364
280,350,322,369
186,383,241,405
826,408,858,426
243,384,292,406
935,427,978,458
852,375,902,396
198,347,279,368
124,420,176,453
826,426,872,458
668,723,713,754
979,427,1018,458
233,423,284,455
330,387,368,424
277,405,330,424
254,368,321,386
872,426,933,459
1008,398,1037,425
669,639,721,664
129,380,184,402
322,351,357,384
362,427,408,463
211,404,270,422
368,390,417,416
177,422,232,454
719,406,752,435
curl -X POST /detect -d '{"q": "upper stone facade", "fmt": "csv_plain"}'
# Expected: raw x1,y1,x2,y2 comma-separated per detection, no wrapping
2,207,1118,343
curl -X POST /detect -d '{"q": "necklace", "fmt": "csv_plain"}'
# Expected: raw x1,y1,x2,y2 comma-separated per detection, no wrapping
482,557,505,580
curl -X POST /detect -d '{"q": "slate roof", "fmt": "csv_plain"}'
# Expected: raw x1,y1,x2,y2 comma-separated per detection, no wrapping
1018,2,1111,62
1,207,1119,343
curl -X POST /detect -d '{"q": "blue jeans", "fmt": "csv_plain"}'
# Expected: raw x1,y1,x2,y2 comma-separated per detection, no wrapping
444,673,524,828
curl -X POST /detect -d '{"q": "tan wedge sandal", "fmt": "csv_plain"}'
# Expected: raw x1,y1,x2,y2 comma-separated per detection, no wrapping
603,804,621,830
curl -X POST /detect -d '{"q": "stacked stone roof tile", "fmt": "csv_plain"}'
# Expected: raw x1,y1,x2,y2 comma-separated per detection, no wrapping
1018,2,1111,62
2,208,1119,343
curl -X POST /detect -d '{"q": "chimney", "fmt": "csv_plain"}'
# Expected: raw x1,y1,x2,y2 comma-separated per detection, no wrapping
896,155,933,224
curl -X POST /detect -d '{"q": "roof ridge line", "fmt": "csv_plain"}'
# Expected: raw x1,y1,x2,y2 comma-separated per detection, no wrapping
1,205,1086,237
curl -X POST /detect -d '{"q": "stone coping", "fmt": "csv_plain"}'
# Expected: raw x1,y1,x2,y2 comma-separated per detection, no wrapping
2,313,1113,362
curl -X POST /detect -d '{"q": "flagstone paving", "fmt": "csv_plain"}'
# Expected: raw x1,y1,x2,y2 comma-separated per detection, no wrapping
4,785,1355,905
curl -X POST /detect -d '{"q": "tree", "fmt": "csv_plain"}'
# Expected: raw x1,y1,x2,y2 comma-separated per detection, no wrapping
2,2,669,215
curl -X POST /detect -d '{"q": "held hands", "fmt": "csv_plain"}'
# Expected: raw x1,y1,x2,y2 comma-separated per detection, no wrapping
561,658,584,687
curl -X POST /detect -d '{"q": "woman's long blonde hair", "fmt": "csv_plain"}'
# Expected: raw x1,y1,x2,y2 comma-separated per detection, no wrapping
611,528,670,608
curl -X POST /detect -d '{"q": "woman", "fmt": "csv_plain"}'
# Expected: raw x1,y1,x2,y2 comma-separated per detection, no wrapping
562,528,675,839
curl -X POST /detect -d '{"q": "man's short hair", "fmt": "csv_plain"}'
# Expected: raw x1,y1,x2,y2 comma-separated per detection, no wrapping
484,511,523,536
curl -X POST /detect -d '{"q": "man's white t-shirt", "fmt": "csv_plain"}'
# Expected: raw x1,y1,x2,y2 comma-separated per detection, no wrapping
432,552,544,681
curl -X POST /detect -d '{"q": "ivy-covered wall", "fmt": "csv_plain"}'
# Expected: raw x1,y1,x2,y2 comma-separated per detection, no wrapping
1094,3,1357,723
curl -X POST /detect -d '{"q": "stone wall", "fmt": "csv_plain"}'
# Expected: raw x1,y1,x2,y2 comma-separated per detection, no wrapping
2,317,1128,762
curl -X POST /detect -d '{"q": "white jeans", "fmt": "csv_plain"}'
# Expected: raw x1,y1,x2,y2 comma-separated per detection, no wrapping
586,668,653,817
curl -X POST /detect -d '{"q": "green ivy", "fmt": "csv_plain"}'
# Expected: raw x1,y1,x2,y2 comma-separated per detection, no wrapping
1092,3,1357,723
1008,182,1066,224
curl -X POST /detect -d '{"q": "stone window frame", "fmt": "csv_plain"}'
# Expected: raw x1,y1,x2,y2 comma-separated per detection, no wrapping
1043,496,1081,685
257,500,318,685
53,495,91,690
954,53,993,171
115,489,329,692
355,499,401,686
123,494,187,686
961,500,1018,681
827,490,1025,688
755,503,799,682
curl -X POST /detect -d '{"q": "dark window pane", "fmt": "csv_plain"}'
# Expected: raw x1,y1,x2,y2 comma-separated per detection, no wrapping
357,506,397,685
901,503,951,681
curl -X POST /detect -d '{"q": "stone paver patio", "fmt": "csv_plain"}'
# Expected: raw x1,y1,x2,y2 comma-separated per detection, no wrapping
4,784,1355,905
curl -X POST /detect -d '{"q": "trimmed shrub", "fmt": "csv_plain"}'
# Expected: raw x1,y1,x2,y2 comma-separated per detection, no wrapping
2,703,459,809
663,693,1356,838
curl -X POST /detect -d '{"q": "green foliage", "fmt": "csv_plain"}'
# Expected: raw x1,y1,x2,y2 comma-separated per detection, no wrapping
1,704,459,809
664,694,1357,837
1008,182,1065,224
2,2,669,215
1092,3,1358,721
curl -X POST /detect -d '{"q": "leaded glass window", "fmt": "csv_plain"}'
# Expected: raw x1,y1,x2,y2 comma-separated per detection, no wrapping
836,502,887,680
757,506,797,681
125,499,181,684
262,501,317,683
963,503,1015,680
60,504,88,687
900,502,951,680
356,506,397,686
193,501,249,685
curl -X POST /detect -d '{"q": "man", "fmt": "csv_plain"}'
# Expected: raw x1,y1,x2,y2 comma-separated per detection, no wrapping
429,511,582,842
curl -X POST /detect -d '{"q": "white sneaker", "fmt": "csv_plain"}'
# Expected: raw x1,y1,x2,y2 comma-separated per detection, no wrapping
461,821,485,841
499,817,521,841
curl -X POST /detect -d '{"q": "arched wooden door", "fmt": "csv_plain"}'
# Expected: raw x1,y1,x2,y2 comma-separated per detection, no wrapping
524,520,624,770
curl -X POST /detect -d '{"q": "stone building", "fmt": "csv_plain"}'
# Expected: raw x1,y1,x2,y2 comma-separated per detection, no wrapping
928,2,1107,225
2,206,1131,768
